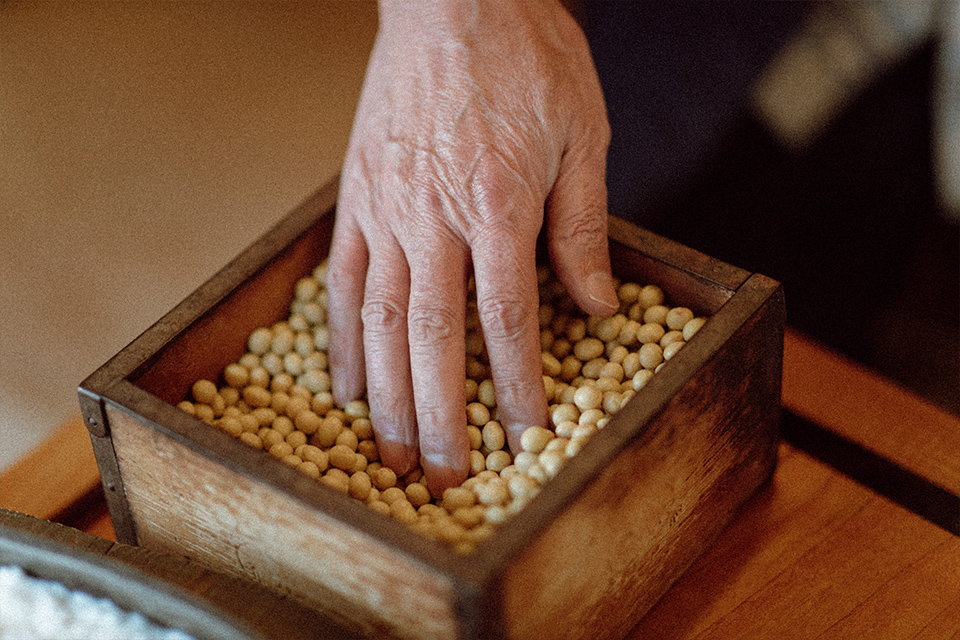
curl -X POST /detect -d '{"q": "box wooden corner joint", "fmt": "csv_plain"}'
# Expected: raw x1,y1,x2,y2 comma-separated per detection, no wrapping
78,177,785,640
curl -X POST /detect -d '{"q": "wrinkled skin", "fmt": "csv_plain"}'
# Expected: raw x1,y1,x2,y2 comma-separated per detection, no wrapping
326,0,616,495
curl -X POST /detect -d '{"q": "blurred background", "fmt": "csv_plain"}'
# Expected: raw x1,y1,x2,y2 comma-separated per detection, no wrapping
0,1,378,469
2,1,957,473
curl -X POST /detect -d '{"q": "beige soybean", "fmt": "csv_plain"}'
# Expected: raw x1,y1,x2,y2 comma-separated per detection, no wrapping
633,369,654,390
218,417,243,437
663,341,685,360
557,385,578,405
260,353,283,376
272,415,295,437
297,461,321,479
465,379,479,404
321,469,350,494
313,416,343,448
643,305,669,326
573,385,603,412
541,352,562,378
595,315,627,343
270,391,290,416
294,410,322,436
357,439,379,463
280,453,303,468
602,391,624,414
223,363,250,389
559,355,582,382
298,445,328,472
598,361,624,381
540,329,554,352
390,499,418,525
683,317,708,340
372,466,397,491
351,418,374,440
466,402,490,427
660,330,685,348
247,327,273,355
637,284,665,308
550,337,573,359
580,358,607,379
565,318,587,342
220,387,240,408
336,428,359,451
239,432,262,449
405,482,432,508
248,366,271,388
469,450,486,476
543,375,557,403
344,400,370,420
329,444,357,471
475,478,510,506
269,442,294,460
472,379,494,408
286,431,308,449
666,306,694,331
550,403,580,427
442,487,476,511
639,342,664,369
520,426,554,454
617,282,642,306
379,486,406,506
485,450,512,473
606,344,628,365
578,409,605,426
573,337,605,361
481,421,506,451
539,450,566,478
242,385,272,409
348,472,372,500
191,379,218,405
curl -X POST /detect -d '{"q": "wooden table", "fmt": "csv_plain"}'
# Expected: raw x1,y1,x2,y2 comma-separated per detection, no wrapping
3,328,959,639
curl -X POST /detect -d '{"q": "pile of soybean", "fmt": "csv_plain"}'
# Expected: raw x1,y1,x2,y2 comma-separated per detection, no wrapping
178,262,708,553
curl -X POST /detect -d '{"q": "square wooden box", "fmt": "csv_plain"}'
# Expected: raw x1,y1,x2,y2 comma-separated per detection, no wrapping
79,177,784,640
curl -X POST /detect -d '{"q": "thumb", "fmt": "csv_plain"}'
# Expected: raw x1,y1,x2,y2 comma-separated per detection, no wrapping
544,145,619,317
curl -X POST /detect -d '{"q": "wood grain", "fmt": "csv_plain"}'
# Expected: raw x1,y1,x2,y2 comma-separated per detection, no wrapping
106,404,460,640
628,443,960,639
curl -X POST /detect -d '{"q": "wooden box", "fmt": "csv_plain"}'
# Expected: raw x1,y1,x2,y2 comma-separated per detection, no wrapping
78,177,785,640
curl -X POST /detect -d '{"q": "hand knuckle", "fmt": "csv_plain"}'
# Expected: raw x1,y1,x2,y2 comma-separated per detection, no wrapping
408,305,460,344
478,294,530,342
361,298,406,335
553,206,608,243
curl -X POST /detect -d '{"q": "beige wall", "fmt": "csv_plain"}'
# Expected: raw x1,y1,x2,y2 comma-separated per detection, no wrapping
0,1,377,469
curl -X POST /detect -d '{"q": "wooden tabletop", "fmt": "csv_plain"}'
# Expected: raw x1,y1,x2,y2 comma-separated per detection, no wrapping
2,327,959,639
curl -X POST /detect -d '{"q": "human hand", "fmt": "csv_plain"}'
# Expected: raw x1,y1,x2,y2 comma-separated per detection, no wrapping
325,0,617,495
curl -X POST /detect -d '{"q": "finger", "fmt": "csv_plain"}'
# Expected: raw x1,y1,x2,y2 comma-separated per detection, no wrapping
326,188,369,406
404,230,472,496
546,135,619,318
361,234,420,476
471,231,549,455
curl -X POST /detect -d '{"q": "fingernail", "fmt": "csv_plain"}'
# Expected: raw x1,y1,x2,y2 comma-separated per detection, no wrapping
503,422,530,456
377,437,418,476
586,271,619,311
421,452,468,498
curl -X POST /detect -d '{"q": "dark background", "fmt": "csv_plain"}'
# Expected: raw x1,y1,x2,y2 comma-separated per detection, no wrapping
585,3,960,415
